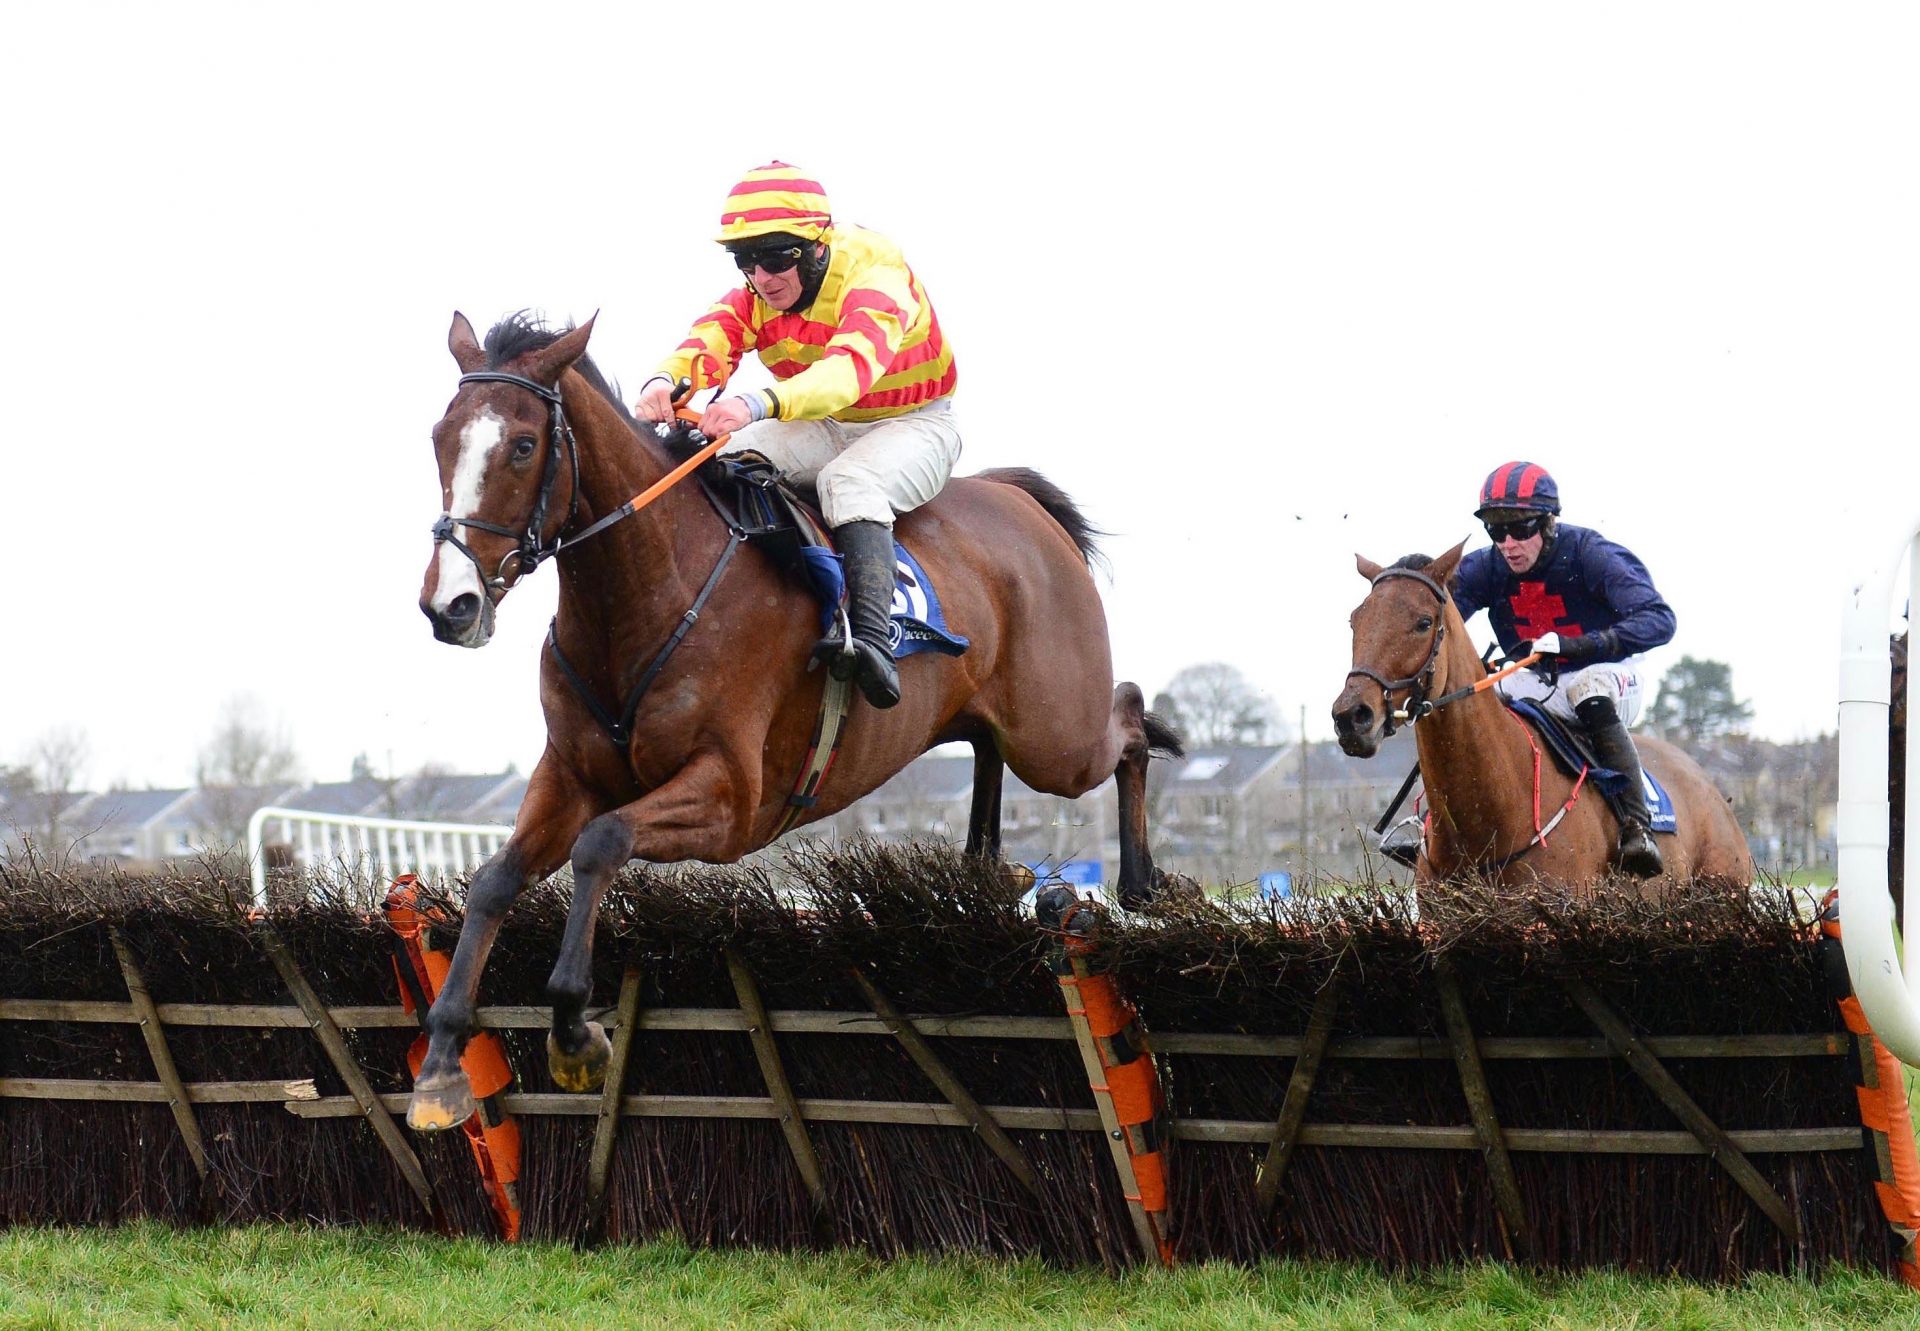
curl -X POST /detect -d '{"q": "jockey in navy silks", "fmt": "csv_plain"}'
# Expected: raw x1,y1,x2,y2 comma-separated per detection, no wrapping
1383,461,1675,877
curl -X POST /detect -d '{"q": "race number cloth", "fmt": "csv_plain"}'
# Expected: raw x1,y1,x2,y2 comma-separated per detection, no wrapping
800,539,970,660
1506,698,1677,834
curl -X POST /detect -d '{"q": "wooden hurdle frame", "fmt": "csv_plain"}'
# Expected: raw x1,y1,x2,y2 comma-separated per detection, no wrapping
0,925,1879,1269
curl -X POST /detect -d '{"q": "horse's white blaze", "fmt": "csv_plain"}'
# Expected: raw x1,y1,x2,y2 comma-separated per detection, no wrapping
431,411,504,612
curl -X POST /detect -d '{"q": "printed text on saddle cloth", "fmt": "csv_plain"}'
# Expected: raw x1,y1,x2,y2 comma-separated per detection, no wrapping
801,538,967,658
885,544,968,658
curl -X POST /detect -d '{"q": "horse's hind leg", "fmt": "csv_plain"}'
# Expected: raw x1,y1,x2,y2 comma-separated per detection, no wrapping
1113,681,1184,908
966,737,1003,861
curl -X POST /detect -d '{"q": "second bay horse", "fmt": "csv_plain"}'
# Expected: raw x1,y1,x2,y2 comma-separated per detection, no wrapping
408,312,1180,1128
1331,543,1751,889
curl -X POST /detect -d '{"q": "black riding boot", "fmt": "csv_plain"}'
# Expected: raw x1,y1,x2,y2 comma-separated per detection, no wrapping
1578,695,1663,878
813,519,901,709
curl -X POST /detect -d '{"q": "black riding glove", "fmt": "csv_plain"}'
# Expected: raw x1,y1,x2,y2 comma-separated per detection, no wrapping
1553,629,1617,665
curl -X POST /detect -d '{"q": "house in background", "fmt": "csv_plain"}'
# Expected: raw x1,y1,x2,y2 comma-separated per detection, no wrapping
792,736,1415,888
5,743,1414,889
67,788,195,863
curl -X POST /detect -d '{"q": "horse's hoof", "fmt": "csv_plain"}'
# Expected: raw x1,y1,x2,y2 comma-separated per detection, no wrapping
548,1021,612,1093
407,1071,476,1131
1000,862,1037,896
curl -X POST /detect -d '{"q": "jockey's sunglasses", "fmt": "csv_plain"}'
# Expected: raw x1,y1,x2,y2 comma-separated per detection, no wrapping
1484,515,1547,543
733,244,807,275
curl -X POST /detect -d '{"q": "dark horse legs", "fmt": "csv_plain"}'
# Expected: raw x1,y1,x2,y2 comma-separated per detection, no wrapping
543,813,632,1092
966,736,1004,861
1114,682,1182,909
408,846,532,1129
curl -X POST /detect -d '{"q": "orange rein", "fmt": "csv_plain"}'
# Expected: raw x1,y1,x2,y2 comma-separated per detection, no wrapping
620,404,733,517
551,392,733,554
1397,652,1542,723
1466,652,1542,695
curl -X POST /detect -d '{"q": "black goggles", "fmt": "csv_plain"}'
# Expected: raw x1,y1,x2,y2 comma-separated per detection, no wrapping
1484,515,1548,543
732,244,807,275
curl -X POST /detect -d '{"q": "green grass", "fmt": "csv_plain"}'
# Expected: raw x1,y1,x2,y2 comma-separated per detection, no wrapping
0,1225,1913,1330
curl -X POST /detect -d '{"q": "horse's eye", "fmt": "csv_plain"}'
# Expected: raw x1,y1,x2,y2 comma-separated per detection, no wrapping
511,436,538,462
1415,616,1434,632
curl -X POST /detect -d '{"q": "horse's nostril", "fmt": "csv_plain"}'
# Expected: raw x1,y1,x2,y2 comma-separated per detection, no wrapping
1352,704,1374,730
445,593,480,628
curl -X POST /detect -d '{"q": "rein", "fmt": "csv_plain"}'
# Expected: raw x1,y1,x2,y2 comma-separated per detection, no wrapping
1344,568,1447,737
1347,567,1542,734
1351,566,1555,875
430,371,732,595
432,371,581,591
428,369,852,822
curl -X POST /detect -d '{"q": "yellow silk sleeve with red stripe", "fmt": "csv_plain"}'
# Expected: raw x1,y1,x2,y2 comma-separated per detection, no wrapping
655,225,956,423
761,258,914,419
656,287,760,393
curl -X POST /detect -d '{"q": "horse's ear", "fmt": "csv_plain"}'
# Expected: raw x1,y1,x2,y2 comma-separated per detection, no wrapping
449,312,487,373
524,311,599,386
1425,539,1469,588
1356,554,1384,582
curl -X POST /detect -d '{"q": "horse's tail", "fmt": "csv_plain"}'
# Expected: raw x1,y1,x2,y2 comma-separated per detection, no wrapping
977,467,1105,567
1143,711,1185,760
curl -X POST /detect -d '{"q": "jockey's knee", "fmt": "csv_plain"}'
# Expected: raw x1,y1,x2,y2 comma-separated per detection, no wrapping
817,466,899,528
726,418,834,480
1574,694,1620,730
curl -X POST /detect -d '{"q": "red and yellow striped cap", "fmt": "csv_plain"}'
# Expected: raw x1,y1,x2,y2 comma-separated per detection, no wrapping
715,162,833,245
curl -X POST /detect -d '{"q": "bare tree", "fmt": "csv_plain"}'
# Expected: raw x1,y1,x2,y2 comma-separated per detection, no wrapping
1156,663,1289,748
194,695,302,845
28,726,90,849
402,762,468,820
197,694,302,789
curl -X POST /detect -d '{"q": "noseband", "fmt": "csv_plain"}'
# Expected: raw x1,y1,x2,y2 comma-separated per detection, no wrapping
1345,567,1447,737
431,371,582,592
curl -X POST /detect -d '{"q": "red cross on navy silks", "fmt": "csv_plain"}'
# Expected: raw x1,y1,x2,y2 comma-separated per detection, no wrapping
1448,524,1678,662
1508,581,1581,639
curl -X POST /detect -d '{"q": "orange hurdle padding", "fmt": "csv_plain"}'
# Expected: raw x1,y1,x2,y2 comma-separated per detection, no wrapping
385,876,524,1241
1818,892,1920,1289
1052,901,1174,1260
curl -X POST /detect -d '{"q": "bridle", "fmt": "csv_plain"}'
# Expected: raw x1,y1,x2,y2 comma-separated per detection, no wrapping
1345,567,1447,737
431,371,582,593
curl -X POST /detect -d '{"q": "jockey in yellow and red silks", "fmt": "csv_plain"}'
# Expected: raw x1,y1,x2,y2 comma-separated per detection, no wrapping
635,163,960,711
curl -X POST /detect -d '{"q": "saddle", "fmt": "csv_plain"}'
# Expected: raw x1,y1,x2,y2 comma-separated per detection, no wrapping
677,440,841,587
1504,697,1678,834
666,435,968,658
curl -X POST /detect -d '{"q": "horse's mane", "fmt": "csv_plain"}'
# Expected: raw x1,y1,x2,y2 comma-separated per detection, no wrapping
484,312,636,427
1390,553,1434,571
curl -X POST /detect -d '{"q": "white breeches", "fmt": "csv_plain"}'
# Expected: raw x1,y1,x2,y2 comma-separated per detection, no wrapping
1495,655,1647,726
722,398,962,528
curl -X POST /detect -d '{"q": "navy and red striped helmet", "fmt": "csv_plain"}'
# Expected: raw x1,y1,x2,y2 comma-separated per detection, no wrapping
1475,461,1561,517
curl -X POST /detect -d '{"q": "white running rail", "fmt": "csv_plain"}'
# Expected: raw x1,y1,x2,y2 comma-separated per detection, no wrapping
247,806,511,908
1836,521,1920,1066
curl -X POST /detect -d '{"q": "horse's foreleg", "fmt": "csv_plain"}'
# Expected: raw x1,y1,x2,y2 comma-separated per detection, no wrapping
1111,682,1174,909
546,752,756,1092
409,769,588,1131
966,737,1003,861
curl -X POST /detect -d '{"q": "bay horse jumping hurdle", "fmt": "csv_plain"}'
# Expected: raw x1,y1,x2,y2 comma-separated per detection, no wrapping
411,312,1180,1130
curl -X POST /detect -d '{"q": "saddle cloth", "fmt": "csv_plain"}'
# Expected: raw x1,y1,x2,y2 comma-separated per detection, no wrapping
700,450,969,660
1504,697,1678,835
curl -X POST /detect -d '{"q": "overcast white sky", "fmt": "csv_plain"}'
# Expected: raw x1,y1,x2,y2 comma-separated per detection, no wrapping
4,4,1918,792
